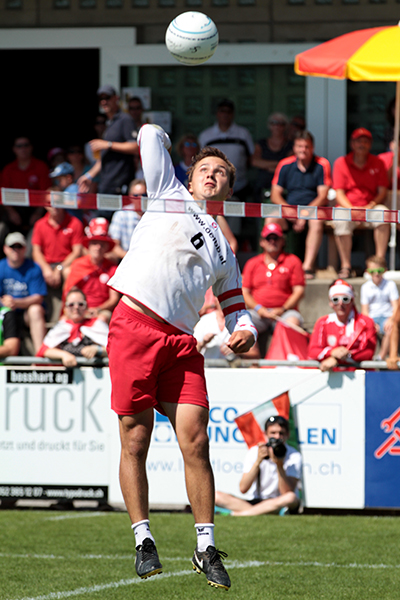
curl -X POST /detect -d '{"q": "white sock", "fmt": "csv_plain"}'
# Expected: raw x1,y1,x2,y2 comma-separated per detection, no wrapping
131,519,155,547
195,523,215,552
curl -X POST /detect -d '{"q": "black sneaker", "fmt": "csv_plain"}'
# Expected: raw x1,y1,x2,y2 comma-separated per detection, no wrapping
135,538,162,579
192,545,231,590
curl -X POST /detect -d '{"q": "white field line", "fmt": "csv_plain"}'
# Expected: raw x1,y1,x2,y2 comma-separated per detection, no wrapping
45,513,108,521
4,557,400,600
1,553,400,570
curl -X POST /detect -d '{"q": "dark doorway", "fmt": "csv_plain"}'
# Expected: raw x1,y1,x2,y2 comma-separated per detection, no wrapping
0,48,100,169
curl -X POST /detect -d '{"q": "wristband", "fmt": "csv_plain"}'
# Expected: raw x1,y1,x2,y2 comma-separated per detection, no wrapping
254,304,262,312
107,141,112,149
86,173,93,181
96,345,104,357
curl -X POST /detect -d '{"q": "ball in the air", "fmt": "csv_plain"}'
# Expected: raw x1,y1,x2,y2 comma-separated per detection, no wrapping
165,12,219,66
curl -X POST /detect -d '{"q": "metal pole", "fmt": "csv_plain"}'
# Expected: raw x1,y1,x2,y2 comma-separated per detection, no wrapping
389,80,400,271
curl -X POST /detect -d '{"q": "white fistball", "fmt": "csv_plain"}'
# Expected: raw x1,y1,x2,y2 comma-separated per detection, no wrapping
165,11,219,66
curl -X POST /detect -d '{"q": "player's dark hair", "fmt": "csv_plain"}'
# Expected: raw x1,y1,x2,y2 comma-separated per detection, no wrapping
187,146,236,188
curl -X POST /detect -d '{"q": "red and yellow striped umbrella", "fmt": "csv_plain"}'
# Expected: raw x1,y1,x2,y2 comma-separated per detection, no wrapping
295,25,400,81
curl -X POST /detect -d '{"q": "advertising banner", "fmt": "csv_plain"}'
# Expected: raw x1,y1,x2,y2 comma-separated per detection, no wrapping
0,366,374,509
0,366,114,503
365,371,400,508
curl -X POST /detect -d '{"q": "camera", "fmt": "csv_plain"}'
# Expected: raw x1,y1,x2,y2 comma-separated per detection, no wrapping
265,437,287,459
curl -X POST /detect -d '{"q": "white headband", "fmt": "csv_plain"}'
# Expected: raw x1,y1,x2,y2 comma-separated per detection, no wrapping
329,283,354,299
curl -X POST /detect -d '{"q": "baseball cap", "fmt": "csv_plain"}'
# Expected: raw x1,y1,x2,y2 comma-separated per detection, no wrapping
261,223,284,238
5,232,26,247
50,162,75,178
97,84,117,97
351,127,372,141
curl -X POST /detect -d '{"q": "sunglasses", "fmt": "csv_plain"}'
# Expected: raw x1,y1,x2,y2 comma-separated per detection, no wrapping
65,302,86,308
99,95,112,101
14,143,30,148
331,296,352,305
184,141,198,148
265,234,280,241
367,268,385,274
9,244,24,250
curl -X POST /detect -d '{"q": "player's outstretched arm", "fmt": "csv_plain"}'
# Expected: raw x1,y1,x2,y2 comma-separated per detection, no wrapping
226,330,255,354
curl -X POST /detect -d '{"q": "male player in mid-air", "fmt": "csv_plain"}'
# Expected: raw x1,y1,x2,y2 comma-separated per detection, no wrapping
107,124,257,590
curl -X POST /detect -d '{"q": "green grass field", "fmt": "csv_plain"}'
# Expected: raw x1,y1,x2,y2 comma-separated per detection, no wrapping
1,510,399,600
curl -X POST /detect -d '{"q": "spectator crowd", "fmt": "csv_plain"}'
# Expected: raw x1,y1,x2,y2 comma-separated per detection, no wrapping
0,87,399,366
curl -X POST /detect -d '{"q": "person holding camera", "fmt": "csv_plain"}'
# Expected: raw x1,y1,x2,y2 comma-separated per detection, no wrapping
215,415,301,516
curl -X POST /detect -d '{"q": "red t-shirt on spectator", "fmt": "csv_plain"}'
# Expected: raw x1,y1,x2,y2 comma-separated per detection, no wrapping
333,152,388,207
32,212,84,264
64,255,117,308
242,252,305,309
2,157,51,190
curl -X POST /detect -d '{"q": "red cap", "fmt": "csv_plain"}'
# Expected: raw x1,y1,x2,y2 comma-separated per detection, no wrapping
351,127,372,141
83,217,115,250
261,223,284,238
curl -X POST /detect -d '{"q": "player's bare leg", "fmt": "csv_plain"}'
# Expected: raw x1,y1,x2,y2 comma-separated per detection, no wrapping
160,401,231,590
118,411,162,579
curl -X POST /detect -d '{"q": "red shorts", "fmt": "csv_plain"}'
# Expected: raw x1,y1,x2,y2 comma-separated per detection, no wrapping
107,300,209,415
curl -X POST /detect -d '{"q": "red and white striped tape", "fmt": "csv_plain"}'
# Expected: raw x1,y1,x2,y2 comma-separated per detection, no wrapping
1,188,399,223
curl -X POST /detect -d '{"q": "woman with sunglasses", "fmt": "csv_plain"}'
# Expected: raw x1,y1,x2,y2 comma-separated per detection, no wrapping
36,288,108,367
308,279,376,371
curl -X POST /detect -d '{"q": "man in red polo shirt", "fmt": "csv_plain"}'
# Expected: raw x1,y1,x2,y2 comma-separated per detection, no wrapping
32,207,84,288
332,128,389,279
242,223,305,355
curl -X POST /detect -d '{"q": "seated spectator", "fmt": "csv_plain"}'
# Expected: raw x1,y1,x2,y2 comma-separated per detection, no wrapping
108,178,145,260
0,232,47,353
269,131,331,279
63,218,119,322
215,415,301,516
308,279,376,371
242,223,305,356
1,136,49,236
251,112,293,201
332,128,389,279
36,288,108,367
0,304,20,359
32,207,84,289
174,134,200,188
49,162,78,193
360,256,398,360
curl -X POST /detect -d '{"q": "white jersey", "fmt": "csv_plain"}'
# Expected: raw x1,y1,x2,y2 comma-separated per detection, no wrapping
108,124,257,338
243,443,302,500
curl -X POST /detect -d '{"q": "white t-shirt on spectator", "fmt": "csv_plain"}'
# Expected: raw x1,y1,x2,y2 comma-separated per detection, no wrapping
243,443,302,500
360,279,399,319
